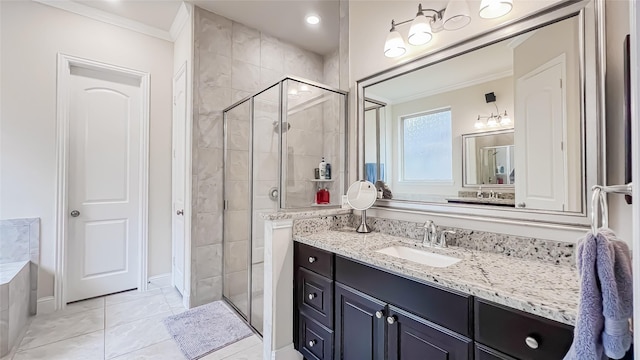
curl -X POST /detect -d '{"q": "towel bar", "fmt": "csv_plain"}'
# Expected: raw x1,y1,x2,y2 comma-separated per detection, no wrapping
590,183,632,233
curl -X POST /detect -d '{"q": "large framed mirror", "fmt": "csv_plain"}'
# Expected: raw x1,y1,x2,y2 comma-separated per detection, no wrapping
357,0,604,226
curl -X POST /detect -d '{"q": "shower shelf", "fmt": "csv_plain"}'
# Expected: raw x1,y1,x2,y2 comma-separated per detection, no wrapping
311,203,338,207
310,179,335,182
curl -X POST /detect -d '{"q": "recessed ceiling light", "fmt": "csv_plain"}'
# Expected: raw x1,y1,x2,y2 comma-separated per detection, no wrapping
305,14,321,25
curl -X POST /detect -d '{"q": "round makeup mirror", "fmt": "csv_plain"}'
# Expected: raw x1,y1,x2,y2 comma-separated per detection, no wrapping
346,180,377,233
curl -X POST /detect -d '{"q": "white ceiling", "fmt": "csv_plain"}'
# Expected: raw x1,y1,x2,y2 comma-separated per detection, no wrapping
366,38,517,104
66,0,340,55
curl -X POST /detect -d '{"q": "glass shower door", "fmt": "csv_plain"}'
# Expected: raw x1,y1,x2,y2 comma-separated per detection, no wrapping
223,99,251,319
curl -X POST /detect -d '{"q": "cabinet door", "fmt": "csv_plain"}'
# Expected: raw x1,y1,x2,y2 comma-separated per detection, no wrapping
334,283,386,360
388,305,472,360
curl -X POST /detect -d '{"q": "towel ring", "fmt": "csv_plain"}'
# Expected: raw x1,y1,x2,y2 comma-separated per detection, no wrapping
591,185,609,234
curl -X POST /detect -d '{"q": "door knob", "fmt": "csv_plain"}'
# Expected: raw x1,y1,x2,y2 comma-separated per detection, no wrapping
308,293,316,300
387,316,397,324
176,209,184,216
375,311,384,319
517,202,526,208
308,340,316,347
525,336,539,349
70,210,80,217
308,256,317,263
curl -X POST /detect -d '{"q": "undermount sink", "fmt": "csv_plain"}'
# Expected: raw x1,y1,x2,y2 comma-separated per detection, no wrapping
376,245,462,268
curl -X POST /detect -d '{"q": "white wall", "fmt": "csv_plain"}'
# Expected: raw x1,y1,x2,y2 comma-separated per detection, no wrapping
0,1,174,300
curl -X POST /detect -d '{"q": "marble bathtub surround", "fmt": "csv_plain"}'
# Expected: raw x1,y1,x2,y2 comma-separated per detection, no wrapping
0,218,39,315
0,261,30,357
294,230,578,325
349,216,575,266
192,6,338,306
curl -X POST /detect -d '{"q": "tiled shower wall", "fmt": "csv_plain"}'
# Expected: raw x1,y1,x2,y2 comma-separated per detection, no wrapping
191,7,336,306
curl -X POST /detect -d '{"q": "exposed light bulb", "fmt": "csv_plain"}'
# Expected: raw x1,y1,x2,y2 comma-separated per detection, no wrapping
298,84,311,93
487,116,498,127
474,117,486,129
479,0,513,19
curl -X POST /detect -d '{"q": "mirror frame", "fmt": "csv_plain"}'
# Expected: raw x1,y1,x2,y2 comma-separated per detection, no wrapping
462,129,515,189
356,0,605,227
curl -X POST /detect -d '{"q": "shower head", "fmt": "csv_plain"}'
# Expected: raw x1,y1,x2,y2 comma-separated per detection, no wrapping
273,121,291,133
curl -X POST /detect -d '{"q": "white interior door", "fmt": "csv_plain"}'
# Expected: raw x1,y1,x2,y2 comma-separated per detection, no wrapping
172,64,187,296
514,56,567,211
67,66,142,303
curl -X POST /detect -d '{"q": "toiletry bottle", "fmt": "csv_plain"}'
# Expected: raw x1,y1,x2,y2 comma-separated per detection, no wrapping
325,163,331,179
319,157,326,180
316,187,329,204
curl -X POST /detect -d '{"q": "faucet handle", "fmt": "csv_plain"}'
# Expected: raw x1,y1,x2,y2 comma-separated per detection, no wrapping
438,230,456,248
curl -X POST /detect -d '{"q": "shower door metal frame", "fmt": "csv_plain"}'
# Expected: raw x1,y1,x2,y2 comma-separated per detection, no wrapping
222,76,349,335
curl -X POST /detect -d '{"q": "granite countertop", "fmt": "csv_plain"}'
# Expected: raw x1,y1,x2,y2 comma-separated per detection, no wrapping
261,208,351,221
445,197,515,206
294,230,578,326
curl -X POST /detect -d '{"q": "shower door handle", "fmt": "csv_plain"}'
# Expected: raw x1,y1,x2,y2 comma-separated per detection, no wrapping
176,209,184,216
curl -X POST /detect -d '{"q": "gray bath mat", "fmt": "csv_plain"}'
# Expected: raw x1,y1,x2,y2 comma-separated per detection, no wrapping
163,300,254,360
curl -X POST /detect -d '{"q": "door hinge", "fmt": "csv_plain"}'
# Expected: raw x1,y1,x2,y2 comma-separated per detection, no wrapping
561,141,564,151
560,79,563,88
223,200,228,210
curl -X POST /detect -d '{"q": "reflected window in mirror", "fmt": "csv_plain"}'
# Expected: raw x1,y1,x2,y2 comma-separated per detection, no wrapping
401,108,453,182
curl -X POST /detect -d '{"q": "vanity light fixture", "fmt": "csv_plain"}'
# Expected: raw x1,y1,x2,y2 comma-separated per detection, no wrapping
384,0,513,58
475,92,511,129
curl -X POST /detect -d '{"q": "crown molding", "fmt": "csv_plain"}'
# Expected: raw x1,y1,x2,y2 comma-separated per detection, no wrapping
169,2,191,41
385,69,514,105
33,0,173,42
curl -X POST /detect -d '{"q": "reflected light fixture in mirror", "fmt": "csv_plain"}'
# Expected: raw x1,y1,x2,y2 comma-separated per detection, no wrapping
384,0,514,58
305,14,321,25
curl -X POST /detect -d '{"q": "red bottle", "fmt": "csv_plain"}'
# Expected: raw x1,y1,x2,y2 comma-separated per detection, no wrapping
316,187,330,204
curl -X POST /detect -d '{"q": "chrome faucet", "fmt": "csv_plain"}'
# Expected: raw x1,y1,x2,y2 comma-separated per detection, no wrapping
438,230,456,248
422,220,437,247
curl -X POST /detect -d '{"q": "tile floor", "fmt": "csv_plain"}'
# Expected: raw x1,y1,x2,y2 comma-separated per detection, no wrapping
1,287,262,360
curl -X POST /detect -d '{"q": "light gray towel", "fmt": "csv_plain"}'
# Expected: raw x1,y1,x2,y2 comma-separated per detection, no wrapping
564,229,633,360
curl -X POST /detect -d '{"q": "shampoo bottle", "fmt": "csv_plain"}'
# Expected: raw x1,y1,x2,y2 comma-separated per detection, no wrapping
319,157,327,180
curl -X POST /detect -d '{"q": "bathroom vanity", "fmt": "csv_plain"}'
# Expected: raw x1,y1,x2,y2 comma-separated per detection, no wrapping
292,231,577,360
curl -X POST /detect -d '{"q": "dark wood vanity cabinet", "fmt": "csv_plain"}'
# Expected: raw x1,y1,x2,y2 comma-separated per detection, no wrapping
294,242,575,360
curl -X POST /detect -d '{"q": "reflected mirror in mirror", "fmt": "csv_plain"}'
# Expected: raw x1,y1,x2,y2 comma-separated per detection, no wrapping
364,14,582,213
463,129,514,187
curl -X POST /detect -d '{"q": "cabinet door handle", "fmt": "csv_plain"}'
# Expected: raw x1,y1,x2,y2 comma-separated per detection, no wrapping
525,336,539,349
375,310,383,319
386,316,397,324
308,256,317,263
308,340,317,347
308,293,316,300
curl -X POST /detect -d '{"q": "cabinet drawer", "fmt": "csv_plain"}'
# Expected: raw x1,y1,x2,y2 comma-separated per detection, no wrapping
388,305,472,360
475,343,517,360
298,267,333,328
336,255,473,337
475,299,573,360
299,314,334,360
296,242,334,278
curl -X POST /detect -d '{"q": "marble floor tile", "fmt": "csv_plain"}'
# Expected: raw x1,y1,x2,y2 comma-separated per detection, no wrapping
171,307,187,315
13,330,104,360
105,288,162,306
106,293,170,328
110,339,185,360
104,312,172,359
221,343,262,360
201,336,261,360
161,287,184,308
18,308,104,350
63,297,105,315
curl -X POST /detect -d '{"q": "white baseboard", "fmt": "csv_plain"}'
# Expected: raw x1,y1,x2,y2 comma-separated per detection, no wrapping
148,273,171,289
271,344,303,360
182,294,191,309
37,296,56,315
